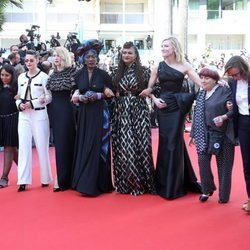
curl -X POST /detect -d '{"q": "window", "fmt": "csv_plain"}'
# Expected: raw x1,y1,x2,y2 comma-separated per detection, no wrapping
207,0,220,19
100,0,147,25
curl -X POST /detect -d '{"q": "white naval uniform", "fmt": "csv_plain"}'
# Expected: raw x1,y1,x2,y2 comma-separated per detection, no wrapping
16,71,53,185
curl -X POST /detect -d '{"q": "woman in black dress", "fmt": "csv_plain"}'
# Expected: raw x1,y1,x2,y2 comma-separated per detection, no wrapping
46,46,77,191
141,37,202,199
71,40,113,196
0,64,18,188
110,42,156,195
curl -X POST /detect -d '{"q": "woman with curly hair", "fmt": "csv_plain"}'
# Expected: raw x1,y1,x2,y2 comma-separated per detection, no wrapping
110,41,156,196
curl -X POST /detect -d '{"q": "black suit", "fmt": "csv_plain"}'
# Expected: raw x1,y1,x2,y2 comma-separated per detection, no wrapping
229,78,250,197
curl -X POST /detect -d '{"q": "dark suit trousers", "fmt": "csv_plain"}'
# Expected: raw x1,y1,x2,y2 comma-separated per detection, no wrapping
238,115,250,197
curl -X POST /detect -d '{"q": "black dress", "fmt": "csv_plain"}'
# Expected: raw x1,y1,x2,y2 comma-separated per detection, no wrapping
72,67,113,196
155,62,201,199
0,85,18,147
46,67,77,190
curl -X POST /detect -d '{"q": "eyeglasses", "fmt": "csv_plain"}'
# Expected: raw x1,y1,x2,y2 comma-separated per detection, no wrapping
228,71,241,78
24,59,35,63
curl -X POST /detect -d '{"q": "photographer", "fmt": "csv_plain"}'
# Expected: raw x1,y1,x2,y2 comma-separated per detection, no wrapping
64,32,80,62
18,34,34,60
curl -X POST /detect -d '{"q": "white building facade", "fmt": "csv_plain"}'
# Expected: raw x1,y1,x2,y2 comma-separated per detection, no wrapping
0,0,249,60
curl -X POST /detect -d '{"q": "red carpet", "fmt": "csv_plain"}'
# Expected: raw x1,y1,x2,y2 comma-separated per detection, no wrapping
0,129,249,250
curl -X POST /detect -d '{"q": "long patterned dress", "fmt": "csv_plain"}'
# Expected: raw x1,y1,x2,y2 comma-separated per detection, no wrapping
110,63,156,195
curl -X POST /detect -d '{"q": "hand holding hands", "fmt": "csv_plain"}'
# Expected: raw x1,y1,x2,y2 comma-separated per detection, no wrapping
153,97,167,109
39,94,45,104
104,88,114,98
139,87,152,97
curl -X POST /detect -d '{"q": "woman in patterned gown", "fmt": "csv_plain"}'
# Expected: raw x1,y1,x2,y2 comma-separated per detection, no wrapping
71,39,113,196
46,46,77,192
110,41,156,196
141,37,202,199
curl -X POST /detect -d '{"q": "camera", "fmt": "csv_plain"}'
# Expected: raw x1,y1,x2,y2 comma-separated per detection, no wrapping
26,25,40,42
0,48,6,57
67,32,78,41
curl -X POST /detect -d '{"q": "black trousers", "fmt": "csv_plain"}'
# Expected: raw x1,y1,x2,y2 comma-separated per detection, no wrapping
238,115,250,197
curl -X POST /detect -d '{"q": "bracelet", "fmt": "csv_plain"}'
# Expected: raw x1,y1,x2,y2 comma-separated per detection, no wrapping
97,93,103,100
78,95,84,102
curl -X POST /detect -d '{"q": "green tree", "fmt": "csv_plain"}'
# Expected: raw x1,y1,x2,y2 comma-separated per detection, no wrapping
0,0,23,31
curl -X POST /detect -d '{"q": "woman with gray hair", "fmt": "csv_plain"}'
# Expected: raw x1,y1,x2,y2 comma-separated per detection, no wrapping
46,46,77,192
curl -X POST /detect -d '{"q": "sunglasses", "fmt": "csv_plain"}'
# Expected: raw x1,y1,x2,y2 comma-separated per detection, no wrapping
25,59,35,63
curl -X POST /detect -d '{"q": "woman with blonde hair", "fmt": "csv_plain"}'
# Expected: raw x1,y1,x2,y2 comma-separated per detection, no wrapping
46,46,77,192
141,36,202,199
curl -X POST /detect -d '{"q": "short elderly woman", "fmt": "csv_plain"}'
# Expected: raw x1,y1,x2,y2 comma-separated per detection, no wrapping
71,40,113,196
189,66,235,203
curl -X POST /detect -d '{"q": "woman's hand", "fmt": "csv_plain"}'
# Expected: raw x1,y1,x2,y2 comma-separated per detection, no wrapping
139,87,152,97
14,95,20,100
24,102,32,110
153,97,167,109
19,103,26,111
79,95,89,104
71,90,80,104
213,116,224,127
88,93,98,102
39,94,45,104
104,88,115,98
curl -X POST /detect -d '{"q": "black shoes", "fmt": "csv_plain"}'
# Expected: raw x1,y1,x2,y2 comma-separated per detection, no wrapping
218,199,228,204
53,187,61,192
41,184,49,187
199,192,214,202
18,184,26,192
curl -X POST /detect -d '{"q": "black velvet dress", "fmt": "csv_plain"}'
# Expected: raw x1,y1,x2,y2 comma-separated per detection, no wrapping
46,67,77,190
71,67,113,196
0,85,18,147
155,61,201,199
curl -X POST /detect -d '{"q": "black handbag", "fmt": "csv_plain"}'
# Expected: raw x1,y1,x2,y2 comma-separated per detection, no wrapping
207,130,225,155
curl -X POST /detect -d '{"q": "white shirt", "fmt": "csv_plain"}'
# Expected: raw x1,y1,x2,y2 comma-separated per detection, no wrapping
236,79,249,115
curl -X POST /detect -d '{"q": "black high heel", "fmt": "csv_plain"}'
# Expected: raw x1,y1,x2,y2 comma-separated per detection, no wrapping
53,187,61,192
18,184,26,192
199,192,213,202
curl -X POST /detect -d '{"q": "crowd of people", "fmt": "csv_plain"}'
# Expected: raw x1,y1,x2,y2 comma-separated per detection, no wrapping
0,35,250,214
